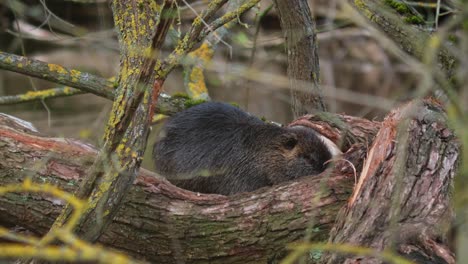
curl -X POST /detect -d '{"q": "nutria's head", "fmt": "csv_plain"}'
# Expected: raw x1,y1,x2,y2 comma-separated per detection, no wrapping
254,125,333,184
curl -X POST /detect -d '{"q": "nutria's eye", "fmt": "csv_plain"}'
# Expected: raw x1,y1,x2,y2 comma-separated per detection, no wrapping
282,134,298,150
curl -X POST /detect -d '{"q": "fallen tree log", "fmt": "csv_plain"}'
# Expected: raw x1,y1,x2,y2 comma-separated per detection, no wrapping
0,99,457,263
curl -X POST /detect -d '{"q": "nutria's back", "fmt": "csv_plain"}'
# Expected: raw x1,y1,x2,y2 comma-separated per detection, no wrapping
153,102,332,195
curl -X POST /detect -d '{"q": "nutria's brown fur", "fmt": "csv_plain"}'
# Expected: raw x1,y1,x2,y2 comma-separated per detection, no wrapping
153,102,332,195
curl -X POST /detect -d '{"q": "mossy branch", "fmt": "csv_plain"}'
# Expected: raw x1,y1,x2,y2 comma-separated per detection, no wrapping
0,87,85,105
0,51,114,99
47,0,175,243
32,1,174,248
349,0,456,76
0,53,193,115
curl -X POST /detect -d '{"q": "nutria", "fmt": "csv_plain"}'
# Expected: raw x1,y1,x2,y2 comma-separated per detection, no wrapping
152,102,332,195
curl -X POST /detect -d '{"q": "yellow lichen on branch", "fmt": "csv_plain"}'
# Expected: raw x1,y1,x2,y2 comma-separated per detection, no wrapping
0,244,140,264
185,42,214,99
47,64,69,75
39,0,177,244
0,51,114,99
0,180,143,264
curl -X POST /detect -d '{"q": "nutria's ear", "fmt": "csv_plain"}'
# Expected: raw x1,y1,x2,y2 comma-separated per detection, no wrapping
280,133,298,150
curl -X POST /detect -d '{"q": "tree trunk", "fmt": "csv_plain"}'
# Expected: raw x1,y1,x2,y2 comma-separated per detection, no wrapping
273,0,326,117
0,99,457,263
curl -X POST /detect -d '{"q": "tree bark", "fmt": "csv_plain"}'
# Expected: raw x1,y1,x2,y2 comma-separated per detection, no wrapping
0,99,458,263
273,0,326,117
322,99,458,264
